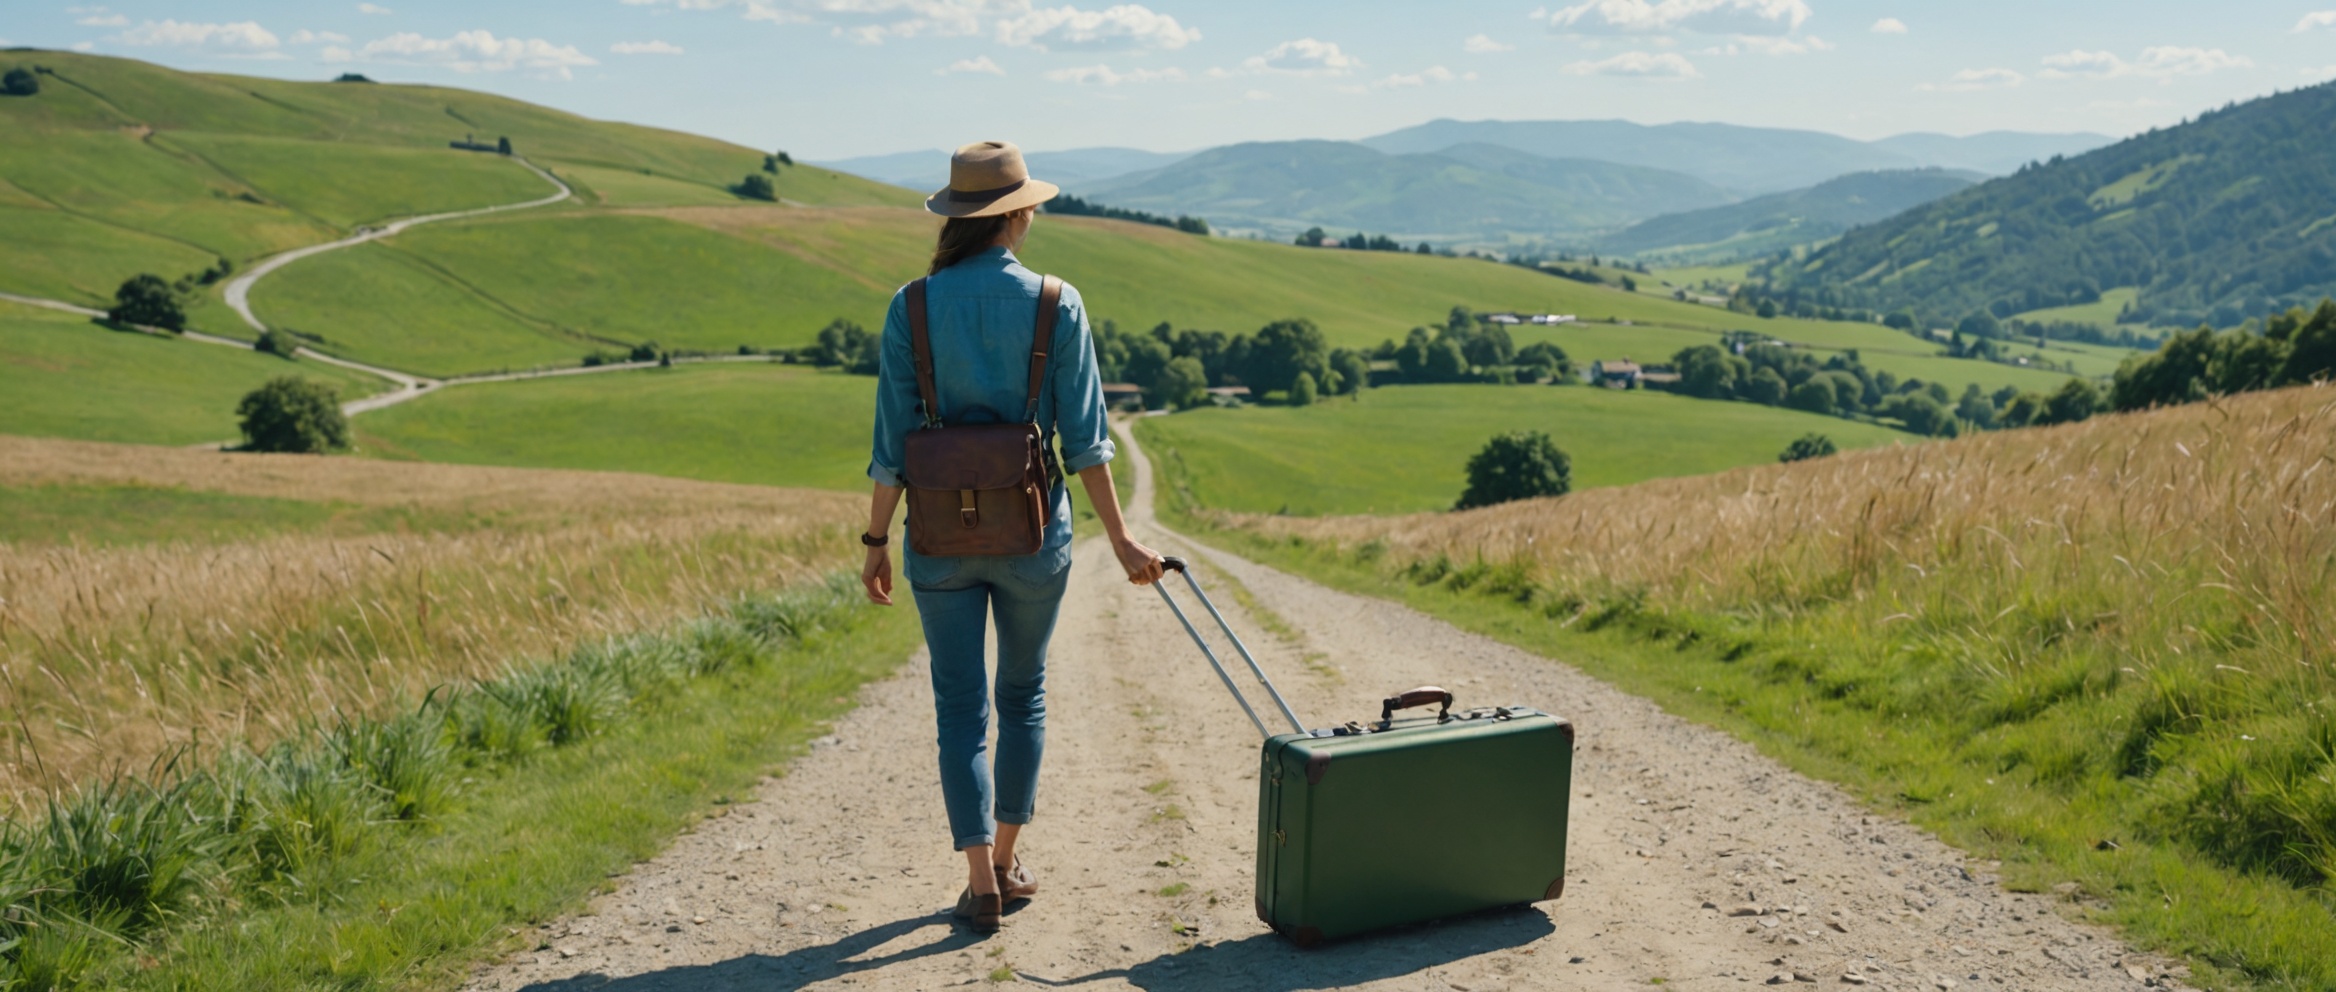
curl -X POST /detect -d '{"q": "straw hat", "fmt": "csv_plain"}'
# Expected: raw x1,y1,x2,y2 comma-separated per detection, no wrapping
926,140,1059,218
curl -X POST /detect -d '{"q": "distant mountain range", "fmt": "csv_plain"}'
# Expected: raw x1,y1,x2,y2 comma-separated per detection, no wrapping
819,119,2111,252
1757,79,2336,329
1598,168,1985,263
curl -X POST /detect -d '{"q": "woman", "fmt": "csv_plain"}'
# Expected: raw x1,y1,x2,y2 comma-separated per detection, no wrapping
860,140,1166,934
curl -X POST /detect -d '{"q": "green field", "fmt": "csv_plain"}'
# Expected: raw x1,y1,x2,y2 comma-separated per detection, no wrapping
1135,384,1910,515
353,363,878,488
0,302,388,445
2012,287,2140,329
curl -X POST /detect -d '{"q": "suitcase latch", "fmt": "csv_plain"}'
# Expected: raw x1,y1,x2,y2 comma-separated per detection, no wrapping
1273,829,1286,847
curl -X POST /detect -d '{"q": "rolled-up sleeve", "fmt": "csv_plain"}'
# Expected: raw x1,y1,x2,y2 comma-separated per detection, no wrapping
1050,284,1116,473
867,288,918,488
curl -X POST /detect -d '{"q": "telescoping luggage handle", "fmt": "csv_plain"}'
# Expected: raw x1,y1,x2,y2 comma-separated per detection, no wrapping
1155,556,1306,740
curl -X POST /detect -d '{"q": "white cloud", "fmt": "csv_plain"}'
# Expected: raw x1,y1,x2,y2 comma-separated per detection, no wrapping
1917,67,2023,91
1870,17,1907,35
1707,34,1830,55
77,14,129,27
1375,65,1463,88
1463,33,1514,53
358,3,392,13
331,30,599,79
610,39,685,54
621,0,1193,50
1042,63,1185,84
1243,88,1270,100
1239,38,1362,75
115,19,283,55
2292,11,2336,32
1561,50,1699,78
2039,46,2252,80
289,29,351,44
1548,0,1810,36
937,54,1004,74
71,41,95,51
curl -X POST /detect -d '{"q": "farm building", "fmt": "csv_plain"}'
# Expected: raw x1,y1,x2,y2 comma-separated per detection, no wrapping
1590,359,1643,389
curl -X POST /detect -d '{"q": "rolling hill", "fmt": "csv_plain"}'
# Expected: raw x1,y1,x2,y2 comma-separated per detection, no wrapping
817,146,1192,190
1599,168,1982,262
1756,80,2336,329
1072,139,1733,242
1360,118,2109,193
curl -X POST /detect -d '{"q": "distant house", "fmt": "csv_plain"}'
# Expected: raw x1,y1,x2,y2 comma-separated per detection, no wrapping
1101,382,1144,408
1590,359,1642,389
1484,312,1523,325
1526,314,1576,325
1205,385,1251,407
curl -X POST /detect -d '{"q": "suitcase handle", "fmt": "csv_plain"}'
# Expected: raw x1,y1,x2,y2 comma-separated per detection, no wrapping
1153,557,1307,739
1381,686,1455,723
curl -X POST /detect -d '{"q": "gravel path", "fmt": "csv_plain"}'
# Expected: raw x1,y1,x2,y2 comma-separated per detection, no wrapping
460,427,2184,992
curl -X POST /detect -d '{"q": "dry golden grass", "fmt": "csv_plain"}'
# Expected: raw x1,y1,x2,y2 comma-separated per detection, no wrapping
1245,383,2336,674
0,436,863,808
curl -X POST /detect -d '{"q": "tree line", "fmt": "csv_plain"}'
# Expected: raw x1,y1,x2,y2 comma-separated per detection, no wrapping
1661,340,2105,437
1044,195,1208,235
2109,300,2336,411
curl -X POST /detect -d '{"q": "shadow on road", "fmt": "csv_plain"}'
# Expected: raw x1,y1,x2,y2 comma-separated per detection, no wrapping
514,904,1553,992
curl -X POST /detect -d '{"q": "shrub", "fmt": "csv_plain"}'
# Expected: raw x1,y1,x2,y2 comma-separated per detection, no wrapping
1155,356,1209,410
236,377,349,453
2,67,36,97
108,274,186,332
496,136,512,155
1457,431,1571,510
254,329,298,359
1786,380,1836,415
734,173,776,201
1778,433,1838,462
1289,370,1318,407
2039,377,2102,425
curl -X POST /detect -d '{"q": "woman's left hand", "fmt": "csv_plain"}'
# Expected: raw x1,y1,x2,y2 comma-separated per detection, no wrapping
1112,535,1166,586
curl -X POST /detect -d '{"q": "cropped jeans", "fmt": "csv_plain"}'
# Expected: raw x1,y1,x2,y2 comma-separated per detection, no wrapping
908,543,1072,850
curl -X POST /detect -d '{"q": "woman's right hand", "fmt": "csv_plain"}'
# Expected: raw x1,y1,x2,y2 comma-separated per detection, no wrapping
862,545,894,605
1112,535,1166,586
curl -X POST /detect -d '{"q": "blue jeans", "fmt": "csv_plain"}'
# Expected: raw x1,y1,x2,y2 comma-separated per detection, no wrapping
908,545,1072,849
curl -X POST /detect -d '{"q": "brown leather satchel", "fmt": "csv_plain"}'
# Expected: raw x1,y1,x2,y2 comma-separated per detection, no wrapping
900,274,1063,557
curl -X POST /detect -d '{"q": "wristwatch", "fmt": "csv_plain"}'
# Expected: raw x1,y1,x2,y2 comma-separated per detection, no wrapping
860,531,889,548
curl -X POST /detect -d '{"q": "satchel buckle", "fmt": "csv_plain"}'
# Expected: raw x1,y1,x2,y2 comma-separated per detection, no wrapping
958,489,979,528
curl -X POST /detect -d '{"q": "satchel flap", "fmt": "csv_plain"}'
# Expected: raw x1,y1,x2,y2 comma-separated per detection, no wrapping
903,424,1038,491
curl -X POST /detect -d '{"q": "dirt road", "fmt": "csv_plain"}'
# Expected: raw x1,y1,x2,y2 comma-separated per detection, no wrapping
464,428,2181,992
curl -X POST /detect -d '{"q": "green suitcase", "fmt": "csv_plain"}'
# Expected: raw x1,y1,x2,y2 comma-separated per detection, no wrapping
1154,558,1573,947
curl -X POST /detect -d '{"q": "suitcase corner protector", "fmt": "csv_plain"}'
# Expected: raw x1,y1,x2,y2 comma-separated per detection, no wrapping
1291,925,1324,949
1544,876,1565,902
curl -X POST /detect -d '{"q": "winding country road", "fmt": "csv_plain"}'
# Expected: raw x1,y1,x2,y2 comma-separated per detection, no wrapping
458,426,2186,992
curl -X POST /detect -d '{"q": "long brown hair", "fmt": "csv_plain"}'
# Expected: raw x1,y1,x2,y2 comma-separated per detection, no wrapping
929,211,1023,275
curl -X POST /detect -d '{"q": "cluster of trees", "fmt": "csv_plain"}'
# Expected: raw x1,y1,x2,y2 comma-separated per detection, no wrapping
582,341,668,367
734,173,777,201
1663,341,2104,436
1294,228,1432,254
1757,83,2336,329
2006,318,2164,351
1367,308,1573,385
108,274,187,332
1456,431,1571,510
1045,195,1208,235
1094,318,1366,409
236,377,349,454
762,151,794,173
4,66,39,97
2109,301,2336,411
1778,433,1837,462
449,135,512,155
809,318,879,374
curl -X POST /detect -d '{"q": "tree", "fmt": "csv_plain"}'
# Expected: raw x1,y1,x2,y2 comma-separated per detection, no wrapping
2040,377,2102,425
237,377,348,453
1744,366,1789,405
1240,319,1328,396
814,319,873,370
108,274,185,332
1424,339,1468,382
1296,227,1326,247
1515,342,1571,382
762,154,780,174
1956,311,2001,340
1320,368,1345,396
1955,383,1996,429
1778,433,1838,462
775,151,794,167
735,173,776,201
1999,392,2047,427
1155,356,1209,410
1394,327,1433,381
1883,393,1953,436
1672,345,1741,399
2277,300,2336,385
1329,348,1370,394
1786,380,1835,415
1456,431,1571,510
255,329,298,359
1289,370,1318,407
496,136,512,155
1756,299,1778,319
3,67,37,97
1122,337,1173,394
1883,311,1916,331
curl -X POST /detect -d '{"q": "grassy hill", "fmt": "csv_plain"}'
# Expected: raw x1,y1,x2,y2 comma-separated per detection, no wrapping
1757,80,2336,329
1598,168,1980,264
0,300,385,445
0,50,910,314
1136,384,1908,516
1075,138,1733,242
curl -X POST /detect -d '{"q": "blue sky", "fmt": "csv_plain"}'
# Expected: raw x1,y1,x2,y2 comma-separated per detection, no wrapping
7,1,2334,158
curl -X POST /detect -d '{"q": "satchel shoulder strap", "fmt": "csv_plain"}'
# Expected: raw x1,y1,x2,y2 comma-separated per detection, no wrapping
906,278,942,428
907,273,1063,428
1025,274,1063,423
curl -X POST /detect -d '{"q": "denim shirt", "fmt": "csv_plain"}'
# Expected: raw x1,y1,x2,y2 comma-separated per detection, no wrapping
868,246,1115,583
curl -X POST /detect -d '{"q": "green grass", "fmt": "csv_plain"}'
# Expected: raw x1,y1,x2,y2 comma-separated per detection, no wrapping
2014,287,2141,329
555,162,752,208
250,240,607,376
0,301,388,445
1134,385,1910,515
0,482,490,547
163,132,557,228
354,363,878,488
